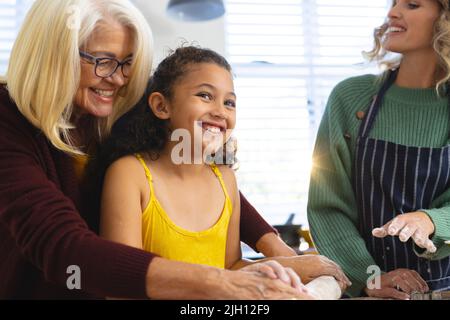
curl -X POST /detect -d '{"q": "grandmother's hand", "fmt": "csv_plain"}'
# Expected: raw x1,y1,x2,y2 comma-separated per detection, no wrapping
223,264,315,300
241,260,309,295
372,211,436,253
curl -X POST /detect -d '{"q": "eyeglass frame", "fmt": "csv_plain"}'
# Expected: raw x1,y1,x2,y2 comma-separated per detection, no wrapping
79,51,132,78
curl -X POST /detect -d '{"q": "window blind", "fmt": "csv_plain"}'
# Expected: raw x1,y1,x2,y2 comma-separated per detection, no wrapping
0,0,34,75
225,0,390,225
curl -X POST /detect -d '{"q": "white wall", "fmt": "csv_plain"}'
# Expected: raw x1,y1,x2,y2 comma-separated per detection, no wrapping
132,0,226,66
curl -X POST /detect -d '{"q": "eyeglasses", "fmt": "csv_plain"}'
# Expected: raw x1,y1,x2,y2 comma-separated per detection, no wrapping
79,51,132,78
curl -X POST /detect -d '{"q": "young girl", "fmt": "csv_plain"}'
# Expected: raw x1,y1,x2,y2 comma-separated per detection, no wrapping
92,46,310,295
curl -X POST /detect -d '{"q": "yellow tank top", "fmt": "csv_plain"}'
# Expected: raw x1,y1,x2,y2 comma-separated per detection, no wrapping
135,154,233,269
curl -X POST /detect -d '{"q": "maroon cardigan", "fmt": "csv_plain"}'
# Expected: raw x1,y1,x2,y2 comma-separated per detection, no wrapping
0,85,275,299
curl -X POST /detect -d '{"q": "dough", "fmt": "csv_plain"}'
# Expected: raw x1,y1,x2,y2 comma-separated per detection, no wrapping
305,276,342,300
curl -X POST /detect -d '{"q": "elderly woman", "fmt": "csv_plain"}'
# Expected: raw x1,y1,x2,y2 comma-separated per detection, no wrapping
0,0,347,299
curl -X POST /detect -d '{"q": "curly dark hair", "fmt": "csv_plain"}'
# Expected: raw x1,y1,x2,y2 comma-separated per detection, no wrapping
81,46,233,231
151,45,232,101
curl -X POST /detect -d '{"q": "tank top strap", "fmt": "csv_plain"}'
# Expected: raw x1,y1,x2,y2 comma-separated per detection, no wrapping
210,164,231,201
135,153,155,197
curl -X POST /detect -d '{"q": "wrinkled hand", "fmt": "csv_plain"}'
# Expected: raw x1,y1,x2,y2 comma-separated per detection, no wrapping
364,268,429,300
225,263,315,300
276,255,352,291
242,260,309,295
372,211,436,253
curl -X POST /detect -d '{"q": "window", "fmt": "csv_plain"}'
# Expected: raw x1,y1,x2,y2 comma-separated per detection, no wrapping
225,0,390,225
0,0,34,75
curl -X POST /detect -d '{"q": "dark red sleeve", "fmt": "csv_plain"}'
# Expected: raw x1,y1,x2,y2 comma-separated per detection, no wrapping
239,192,277,251
0,105,155,299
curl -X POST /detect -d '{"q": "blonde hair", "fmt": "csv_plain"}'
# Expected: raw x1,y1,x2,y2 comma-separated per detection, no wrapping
364,0,450,90
6,0,153,155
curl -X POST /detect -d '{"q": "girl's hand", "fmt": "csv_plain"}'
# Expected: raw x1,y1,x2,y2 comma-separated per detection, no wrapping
242,260,309,295
254,233,351,291
372,211,436,253
276,255,351,291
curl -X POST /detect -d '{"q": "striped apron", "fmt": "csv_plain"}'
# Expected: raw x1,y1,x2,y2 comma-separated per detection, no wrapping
353,69,450,291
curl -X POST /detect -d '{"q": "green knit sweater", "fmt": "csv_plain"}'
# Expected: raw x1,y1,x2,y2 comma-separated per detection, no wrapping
307,74,450,297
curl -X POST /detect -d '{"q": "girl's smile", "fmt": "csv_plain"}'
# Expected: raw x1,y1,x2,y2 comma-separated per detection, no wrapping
165,63,236,156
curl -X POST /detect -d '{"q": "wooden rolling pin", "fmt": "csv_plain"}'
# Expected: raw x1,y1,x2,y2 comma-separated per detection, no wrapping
305,276,342,300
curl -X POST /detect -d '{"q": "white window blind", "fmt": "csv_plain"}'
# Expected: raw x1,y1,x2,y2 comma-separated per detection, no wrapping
0,0,34,75
226,0,390,225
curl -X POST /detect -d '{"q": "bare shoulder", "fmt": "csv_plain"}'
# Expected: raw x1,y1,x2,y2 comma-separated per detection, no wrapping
108,154,140,172
105,155,146,183
217,165,236,182
216,165,238,198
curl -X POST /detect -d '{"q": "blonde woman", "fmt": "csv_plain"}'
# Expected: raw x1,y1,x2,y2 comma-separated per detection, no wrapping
308,0,450,299
0,0,314,300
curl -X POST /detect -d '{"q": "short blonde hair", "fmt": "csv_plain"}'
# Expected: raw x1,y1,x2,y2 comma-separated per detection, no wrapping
364,0,450,91
6,0,153,155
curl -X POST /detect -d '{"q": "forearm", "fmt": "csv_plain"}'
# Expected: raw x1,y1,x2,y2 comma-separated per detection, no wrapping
239,192,277,251
229,258,254,270
256,232,297,257
146,257,231,300
238,255,298,270
146,257,312,300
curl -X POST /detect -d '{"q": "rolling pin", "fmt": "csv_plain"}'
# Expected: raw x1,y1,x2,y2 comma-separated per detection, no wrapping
305,276,342,300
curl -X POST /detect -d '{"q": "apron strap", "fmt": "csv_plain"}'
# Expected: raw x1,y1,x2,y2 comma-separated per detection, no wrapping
358,69,398,138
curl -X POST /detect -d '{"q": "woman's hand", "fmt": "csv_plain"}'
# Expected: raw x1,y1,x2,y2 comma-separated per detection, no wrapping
275,255,352,291
241,260,309,295
372,211,436,253
364,268,429,300
225,264,315,300
146,257,315,300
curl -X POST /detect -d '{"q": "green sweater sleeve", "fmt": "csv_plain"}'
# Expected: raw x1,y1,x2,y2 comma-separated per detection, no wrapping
307,87,377,297
416,201,450,260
